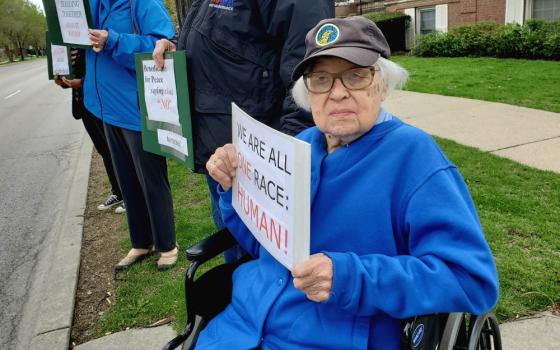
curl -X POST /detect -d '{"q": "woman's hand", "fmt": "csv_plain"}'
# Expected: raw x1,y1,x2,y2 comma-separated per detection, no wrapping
53,75,66,87
292,253,333,302
152,39,176,70
62,77,83,89
206,144,238,191
88,29,109,52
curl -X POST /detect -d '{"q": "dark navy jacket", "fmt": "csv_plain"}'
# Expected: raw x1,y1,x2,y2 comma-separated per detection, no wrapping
177,0,334,172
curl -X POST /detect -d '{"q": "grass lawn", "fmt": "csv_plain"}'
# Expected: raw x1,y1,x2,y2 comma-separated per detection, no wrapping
391,56,560,113
98,140,560,335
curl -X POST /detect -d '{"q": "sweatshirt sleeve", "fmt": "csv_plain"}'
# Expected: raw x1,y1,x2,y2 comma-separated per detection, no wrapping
218,188,261,258
103,0,175,70
324,168,499,318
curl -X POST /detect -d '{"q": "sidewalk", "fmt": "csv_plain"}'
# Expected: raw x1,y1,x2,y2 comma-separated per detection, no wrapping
61,92,560,350
384,91,560,174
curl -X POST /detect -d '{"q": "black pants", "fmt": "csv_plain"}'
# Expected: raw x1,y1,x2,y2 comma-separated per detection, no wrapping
104,123,176,252
81,112,122,198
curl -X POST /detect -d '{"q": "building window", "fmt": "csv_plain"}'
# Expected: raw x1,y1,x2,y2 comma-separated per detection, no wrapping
532,0,560,21
419,8,436,35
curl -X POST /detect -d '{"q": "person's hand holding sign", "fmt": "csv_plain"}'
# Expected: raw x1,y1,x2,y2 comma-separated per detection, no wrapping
152,39,176,70
53,75,66,87
62,77,83,89
88,29,109,52
207,144,238,191
292,253,333,302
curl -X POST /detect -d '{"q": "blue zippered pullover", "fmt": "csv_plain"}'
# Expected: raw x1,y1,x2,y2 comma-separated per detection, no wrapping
84,0,174,131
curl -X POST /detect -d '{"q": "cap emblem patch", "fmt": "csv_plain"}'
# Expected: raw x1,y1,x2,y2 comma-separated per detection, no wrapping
315,23,340,46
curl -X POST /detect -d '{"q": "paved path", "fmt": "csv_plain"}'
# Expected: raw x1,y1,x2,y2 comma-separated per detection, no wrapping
384,91,560,174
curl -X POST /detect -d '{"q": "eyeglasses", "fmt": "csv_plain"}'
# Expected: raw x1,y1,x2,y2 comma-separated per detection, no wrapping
303,67,377,94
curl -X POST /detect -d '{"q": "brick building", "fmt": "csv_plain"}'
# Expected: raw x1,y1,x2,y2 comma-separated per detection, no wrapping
378,0,560,48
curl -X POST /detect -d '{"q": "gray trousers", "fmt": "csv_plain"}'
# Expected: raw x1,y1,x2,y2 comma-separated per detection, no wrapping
104,123,176,252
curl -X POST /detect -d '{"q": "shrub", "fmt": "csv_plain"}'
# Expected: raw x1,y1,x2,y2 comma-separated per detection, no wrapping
412,20,560,60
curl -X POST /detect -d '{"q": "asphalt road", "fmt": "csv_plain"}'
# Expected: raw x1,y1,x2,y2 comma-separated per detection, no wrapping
0,58,86,349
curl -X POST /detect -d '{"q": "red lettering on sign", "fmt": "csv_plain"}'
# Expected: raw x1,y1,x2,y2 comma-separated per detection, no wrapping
157,99,172,110
237,152,252,181
237,181,289,254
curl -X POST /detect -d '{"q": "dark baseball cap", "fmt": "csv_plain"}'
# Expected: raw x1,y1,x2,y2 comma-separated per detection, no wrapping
292,16,391,81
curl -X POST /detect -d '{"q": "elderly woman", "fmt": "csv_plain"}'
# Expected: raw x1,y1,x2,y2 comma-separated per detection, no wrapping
202,16,499,349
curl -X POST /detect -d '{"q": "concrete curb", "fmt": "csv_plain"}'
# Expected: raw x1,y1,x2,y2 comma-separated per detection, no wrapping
500,312,560,350
73,325,177,350
29,137,92,349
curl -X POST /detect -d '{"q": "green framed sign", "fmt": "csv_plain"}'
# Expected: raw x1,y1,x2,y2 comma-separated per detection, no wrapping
42,0,93,47
46,31,74,80
135,51,195,170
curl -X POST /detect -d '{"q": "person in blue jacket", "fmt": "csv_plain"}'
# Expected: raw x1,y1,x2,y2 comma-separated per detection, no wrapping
84,0,179,270
152,0,334,262
203,17,499,349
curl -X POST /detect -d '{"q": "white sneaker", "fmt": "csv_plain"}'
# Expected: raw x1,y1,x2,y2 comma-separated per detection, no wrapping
115,204,126,214
97,194,123,210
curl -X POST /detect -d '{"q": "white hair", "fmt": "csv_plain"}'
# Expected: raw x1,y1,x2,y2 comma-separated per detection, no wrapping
291,57,409,112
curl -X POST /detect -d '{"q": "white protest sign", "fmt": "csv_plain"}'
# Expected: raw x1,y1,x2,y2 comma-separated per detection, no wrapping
157,129,188,156
232,103,311,270
142,59,181,127
51,44,70,75
54,0,90,46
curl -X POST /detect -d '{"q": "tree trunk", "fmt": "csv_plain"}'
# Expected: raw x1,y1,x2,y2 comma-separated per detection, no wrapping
5,46,14,62
18,41,24,61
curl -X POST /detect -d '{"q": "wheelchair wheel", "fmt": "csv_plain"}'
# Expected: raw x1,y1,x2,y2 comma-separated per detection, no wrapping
467,313,502,350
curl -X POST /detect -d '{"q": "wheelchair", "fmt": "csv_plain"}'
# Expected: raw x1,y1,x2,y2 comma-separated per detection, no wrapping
163,228,502,350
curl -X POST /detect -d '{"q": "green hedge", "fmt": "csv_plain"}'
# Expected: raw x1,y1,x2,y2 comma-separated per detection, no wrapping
413,20,560,60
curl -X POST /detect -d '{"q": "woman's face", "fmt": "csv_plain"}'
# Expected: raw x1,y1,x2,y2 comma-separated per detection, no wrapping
308,57,383,146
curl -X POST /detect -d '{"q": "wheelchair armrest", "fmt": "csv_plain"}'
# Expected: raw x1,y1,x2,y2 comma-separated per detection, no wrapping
186,228,238,264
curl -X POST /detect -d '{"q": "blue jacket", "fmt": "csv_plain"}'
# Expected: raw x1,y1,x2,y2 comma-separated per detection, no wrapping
195,113,499,349
84,0,174,131
177,0,334,171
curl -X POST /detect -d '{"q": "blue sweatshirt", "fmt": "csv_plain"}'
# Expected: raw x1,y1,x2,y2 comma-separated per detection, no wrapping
84,0,174,131
195,113,499,350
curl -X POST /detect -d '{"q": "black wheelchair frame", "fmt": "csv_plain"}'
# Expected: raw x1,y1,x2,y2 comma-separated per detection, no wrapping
163,228,502,350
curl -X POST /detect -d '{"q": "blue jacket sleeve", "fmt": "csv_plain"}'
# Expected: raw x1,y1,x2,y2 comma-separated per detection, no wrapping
258,0,334,135
103,0,175,70
325,168,499,318
218,188,261,258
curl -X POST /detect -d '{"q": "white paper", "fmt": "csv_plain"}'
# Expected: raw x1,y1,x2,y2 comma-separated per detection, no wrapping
142,59,181,127
54,0,90,46
232,103,311,270
51,44,70,75
157,129,188,156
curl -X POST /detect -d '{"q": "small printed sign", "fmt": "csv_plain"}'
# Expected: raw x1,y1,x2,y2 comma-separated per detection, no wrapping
135,51,194,170
46,31,74,80
157,129,188,156
42,0,93,47
54,0,90,45
51,44,70,75
143,59,181,127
